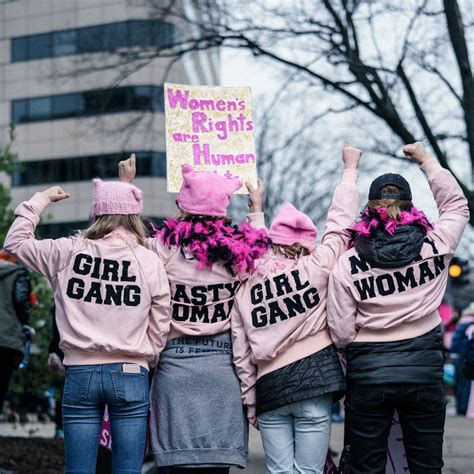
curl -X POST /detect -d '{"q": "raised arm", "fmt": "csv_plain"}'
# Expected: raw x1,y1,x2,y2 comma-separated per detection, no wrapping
402,142,469,253
4,187,76,279
231,299,258,428
313,145,361,269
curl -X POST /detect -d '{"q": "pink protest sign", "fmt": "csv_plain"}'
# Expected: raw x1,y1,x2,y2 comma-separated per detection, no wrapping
164,83,257,194
99,405,112,451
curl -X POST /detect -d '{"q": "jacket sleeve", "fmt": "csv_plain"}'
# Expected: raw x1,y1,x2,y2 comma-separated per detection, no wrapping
247,212,266,230
327,269,358,349
310,169,359,271
231,299,257,410
145,237,179,267
13,268,31,325
146,257,172,368
4,193,77,279
421,159,469,253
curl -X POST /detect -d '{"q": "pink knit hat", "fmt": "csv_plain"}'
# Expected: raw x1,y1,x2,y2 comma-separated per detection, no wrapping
176,165,242,217
269,203,317,250
91,178,143,218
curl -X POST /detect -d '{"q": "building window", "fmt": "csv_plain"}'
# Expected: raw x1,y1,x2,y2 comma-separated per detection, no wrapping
53,30,78,56
11,151,166,187
11,36,28,62
28,33,52,60
11,85,164,123
28,97,53,121
11,20,179,62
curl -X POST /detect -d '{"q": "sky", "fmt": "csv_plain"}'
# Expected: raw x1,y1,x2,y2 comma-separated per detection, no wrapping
220,47,472,258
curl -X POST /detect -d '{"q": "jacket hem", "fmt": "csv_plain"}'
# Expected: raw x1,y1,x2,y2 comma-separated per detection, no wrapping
354,311,440,343
63,350,149,370
152,448,247,467
256,381,346,416
257,330,333,379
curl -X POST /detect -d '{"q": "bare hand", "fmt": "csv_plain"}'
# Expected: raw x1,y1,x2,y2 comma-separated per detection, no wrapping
246,179,265,213
342,144,362,169
402,142,431,164
119,153,136,183
43,186,70,203
248,415,259,430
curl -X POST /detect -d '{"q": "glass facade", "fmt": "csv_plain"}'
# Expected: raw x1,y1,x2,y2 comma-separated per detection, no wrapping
11,20,177,62
12,151,166,187
11,85,164,123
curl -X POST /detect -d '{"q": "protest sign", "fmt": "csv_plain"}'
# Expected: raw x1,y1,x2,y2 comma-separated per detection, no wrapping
165,83,257,193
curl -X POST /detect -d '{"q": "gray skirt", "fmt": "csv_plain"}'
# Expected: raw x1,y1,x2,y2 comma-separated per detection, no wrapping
149,331,248,468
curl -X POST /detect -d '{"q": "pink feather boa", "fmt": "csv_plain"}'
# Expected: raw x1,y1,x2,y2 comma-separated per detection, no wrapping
347,206,433,248
154,217,269,275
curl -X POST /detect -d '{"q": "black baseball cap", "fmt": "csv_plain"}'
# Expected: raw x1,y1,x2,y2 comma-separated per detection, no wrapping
368,173,412,200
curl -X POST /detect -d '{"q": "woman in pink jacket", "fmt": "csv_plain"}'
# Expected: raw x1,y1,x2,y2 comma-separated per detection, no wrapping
327,143,470,474
118,159,269,472
4,180,171,473
231,145,361,474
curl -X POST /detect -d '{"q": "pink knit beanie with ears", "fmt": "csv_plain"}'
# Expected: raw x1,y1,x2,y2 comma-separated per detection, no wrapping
91,179,143,218
176,165,243,217
269,203,317,251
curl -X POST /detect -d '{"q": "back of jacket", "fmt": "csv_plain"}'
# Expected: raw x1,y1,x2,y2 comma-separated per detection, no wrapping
147,239,242,339
231,169,359,407
328,160,470,348
4,193,171,369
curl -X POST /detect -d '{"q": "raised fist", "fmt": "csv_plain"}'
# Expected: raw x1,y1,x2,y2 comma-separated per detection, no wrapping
342,144,362,169
402,142,431,164
119,153,136,183
43,186,70,203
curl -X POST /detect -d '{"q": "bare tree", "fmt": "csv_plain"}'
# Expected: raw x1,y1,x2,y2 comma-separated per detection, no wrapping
69,0,472,224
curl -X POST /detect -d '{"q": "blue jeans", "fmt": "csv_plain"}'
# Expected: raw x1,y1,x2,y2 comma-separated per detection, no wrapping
257,394,332,474
62,363,149,474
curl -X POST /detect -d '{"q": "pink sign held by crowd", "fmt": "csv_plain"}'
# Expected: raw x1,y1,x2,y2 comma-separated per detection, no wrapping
99,405,112,451
164,83,257,193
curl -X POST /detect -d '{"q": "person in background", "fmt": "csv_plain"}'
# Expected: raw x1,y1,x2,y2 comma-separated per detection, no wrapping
0,251,34,412
47,305,66,438
327,142,469,474
451,303,474,415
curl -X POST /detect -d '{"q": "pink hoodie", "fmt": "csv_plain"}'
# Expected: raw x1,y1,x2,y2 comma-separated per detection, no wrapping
327,159,470,348
231,169,359,408
4,193,171,369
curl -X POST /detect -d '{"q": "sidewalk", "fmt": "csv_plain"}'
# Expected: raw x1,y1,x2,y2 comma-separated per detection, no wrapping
231,415,474,473
1,415,473,473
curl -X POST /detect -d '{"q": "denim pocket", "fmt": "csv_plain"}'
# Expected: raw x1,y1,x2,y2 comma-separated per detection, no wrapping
63,369,93,403
416,385,446,412
110,370,147,403
346,385,384,410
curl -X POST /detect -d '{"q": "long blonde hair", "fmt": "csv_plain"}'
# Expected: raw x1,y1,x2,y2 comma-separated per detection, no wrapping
366,185,413,220
83,215,148,246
